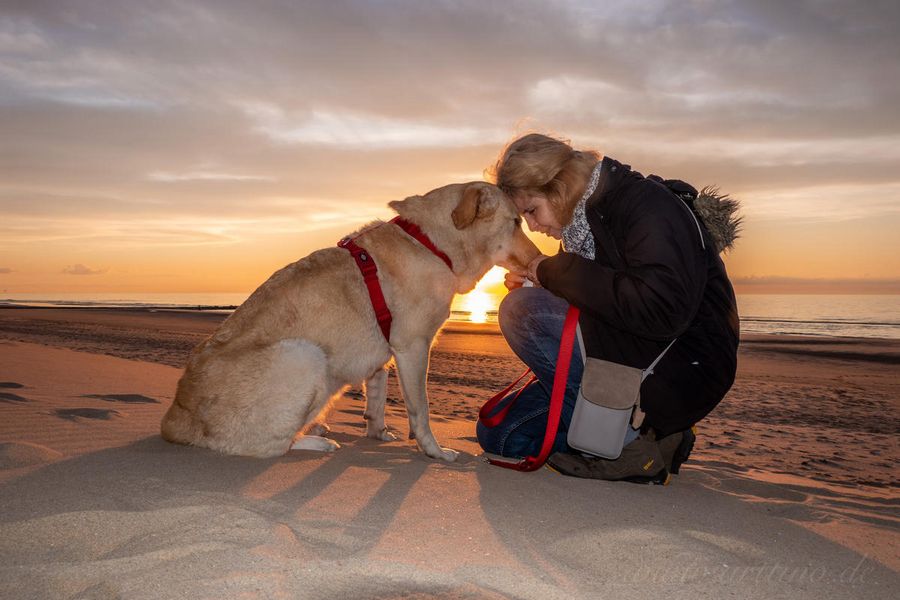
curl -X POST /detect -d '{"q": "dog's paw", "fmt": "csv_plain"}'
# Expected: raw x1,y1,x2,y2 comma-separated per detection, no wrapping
428,447,459,462
367,426,398,442
306,422,331,436
291,435,340,453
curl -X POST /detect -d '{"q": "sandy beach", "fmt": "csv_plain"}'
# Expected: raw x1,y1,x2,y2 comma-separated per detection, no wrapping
1,307,897,599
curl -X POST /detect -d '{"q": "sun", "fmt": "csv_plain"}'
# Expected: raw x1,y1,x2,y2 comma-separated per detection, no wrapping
462,290,493,324
457,266,508,323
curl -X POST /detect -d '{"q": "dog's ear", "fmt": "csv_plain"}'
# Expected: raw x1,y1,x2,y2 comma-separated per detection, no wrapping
388,195,419,214
452,184,499,229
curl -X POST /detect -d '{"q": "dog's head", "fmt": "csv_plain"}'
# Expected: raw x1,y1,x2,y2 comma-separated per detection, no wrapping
449,182,540,271
389,182,540,290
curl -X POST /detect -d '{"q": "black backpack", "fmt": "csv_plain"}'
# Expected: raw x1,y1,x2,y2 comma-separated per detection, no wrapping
648,175,741,254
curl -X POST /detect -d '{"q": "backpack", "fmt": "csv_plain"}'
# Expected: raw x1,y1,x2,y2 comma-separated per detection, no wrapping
648,175,742,254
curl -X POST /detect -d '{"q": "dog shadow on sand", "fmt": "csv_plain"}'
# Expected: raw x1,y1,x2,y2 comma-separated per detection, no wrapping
0,413,478,564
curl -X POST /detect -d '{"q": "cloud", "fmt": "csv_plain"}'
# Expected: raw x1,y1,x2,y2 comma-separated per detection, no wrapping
527,77,626,116
1,0,899,284
736,182,900,222
4,1,898,167
146,170,276,183
62,264,106,276
615,134,900,169
0,203,381,250
242,105,507,149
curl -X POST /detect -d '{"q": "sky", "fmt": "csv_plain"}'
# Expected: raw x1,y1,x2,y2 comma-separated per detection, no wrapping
1,0,899,299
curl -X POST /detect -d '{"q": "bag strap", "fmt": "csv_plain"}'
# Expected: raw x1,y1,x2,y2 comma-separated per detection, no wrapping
478,369,537,427
641,338,677,382
632,337,678,429
482,305,580,472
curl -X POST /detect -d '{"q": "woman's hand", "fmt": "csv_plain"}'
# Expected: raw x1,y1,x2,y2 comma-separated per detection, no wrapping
505,255,549,289
504,267,529,290
526,255,549,286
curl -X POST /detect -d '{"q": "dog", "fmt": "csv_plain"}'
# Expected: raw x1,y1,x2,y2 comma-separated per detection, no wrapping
160,181,540,461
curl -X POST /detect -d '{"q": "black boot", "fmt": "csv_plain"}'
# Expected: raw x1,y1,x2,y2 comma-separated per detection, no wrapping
547,435,670,485
657,427,696,475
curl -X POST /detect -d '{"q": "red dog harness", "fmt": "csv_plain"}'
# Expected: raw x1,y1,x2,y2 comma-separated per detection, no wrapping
338,217,453,342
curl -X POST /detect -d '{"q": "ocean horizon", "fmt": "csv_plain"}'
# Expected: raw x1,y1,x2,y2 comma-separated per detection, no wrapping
2,292,898,340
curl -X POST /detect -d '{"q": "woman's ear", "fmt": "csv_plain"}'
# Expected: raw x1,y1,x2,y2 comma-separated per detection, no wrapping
452,184,499,229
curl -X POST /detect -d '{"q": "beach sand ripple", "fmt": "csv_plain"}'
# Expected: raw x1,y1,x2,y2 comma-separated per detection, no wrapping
0,442,63,469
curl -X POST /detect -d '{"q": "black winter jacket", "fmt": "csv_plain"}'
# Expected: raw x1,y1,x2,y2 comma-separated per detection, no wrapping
536,157,740,436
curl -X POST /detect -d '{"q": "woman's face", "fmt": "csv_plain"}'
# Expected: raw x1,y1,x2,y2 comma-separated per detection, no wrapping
513,192,563,239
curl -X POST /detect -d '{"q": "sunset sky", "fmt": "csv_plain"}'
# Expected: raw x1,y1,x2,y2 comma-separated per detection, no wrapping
2,0,899,301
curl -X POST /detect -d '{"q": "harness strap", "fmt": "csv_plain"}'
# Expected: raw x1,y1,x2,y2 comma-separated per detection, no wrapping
481,305,580,472
391,217,453,271
338,236,392,341
338,217,453,343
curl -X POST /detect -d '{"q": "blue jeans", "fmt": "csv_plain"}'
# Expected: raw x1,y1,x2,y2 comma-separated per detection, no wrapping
477,287,640,458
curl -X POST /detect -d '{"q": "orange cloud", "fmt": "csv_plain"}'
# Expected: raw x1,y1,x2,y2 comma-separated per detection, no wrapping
62,264,106,276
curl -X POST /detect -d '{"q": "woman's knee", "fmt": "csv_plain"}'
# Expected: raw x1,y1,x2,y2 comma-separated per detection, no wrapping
498,288,533,330
498,287,559,343
476,419,501,454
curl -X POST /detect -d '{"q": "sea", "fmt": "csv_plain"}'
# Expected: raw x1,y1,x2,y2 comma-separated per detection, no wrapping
1,293,898,340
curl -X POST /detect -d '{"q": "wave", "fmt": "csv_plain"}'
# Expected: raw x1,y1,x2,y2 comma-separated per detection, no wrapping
0,298,238,311
3,295,898,339
742,316,900,327
740,319,899,340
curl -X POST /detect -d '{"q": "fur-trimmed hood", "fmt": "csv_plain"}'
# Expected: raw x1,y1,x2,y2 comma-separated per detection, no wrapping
644,171,742,254
692,186,742,254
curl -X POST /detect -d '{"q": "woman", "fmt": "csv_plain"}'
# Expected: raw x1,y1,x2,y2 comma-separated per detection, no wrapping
477,133,740,483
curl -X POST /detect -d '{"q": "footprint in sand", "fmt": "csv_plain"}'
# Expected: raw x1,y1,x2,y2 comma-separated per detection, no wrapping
81,393,159,404
54,408,122,421
0,382,29,403
0,442,63,468
0,392,29,403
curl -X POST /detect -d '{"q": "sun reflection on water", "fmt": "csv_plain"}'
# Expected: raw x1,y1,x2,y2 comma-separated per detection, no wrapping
454,266,507,323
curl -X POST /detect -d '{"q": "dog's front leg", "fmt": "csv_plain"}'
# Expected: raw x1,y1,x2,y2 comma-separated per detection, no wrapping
364,367,397,441
393,339,458,462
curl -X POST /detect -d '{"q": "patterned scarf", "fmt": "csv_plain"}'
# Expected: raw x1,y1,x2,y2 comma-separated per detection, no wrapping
561,162,603,259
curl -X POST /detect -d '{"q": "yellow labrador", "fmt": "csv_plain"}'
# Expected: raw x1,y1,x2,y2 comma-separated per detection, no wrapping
161,182,540,460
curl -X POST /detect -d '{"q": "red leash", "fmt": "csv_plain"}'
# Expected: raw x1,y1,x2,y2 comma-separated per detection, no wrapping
480,305,581,471
478,369,537,427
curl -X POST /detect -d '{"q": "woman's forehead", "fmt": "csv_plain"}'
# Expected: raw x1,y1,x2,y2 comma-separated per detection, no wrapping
513,192,545,210
511,194,528,211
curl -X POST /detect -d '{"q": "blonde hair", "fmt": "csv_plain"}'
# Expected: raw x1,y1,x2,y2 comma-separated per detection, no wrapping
489,133,600,225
